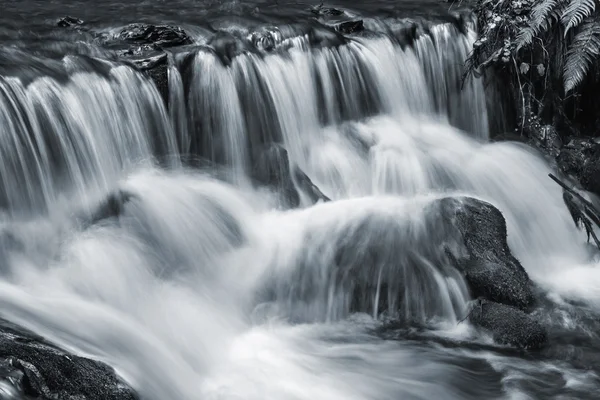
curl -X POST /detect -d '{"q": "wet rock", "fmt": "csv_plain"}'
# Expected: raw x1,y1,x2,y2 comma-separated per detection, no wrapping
293,167,330,204
335,20,364,35
556,137,600,196
208,33,253,66
56,16,84,28
469,299,548,349
252,144,300,208
117,23,192,48
310,4,345,17
86,190,138,226
440,197,535,310
121,51,169,106
0,319,136,399
308,25,347,48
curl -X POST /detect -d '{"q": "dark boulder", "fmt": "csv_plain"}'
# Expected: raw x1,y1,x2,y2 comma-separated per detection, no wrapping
469,299,548,349
335,20,364,35
252,145,331,208
117,23,192,48
251,144,300,209
293,167,330,204
556,137,600,196
308,25,347,48
56,16,84,28
440,197,535,310
120,51,169,106
0,319,136,399
88,189,138,225
208,33,254,66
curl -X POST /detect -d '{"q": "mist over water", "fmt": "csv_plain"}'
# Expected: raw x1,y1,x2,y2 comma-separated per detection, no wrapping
0,2,599,399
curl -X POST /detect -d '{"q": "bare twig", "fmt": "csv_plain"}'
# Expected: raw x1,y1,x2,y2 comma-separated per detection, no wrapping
458,298,483,325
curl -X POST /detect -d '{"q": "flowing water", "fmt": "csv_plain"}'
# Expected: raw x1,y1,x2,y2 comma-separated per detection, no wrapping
1,1,600,399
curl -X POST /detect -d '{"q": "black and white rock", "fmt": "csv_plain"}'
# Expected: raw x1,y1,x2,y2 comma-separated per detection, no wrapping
0,319,136,400
440,197,535,310
117,23,193,48
251,144,300,208
469,299,548,349
56,16,84,28
335,20,364,35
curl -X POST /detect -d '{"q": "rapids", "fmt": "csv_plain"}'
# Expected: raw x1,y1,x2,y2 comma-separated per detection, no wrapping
0,1,599,399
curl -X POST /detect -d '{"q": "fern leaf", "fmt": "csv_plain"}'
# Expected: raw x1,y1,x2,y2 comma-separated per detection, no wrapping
516,0,561,49
561,0,596,34
564,17,600,92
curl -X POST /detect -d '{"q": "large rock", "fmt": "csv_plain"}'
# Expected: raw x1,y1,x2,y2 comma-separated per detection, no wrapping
0,319,136,399
469,299,548,349
440,197,535,310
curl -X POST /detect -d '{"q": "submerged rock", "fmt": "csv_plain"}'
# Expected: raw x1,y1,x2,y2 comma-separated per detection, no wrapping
0,319,136,399
208,33,253,66
251,144,300,208
469,299,548,349
252,145,331,208
86,189,137,226
441,197,535,310
56,16,84,28
293,167,330,204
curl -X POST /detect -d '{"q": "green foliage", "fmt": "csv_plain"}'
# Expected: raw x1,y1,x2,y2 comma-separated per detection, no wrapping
468,0,600,93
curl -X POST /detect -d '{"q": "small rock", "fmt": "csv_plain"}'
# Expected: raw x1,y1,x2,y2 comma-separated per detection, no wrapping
57,16,84,28
311,5,344,17
251,145,300,208
335,20,364,35
469,299,548,349
117,23,192,48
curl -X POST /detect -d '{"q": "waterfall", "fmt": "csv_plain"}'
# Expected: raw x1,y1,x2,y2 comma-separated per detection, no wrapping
0,54,178,215
176,21,489,179
0,11,599,400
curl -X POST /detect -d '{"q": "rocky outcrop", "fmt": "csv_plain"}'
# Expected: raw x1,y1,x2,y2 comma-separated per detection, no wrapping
436,197,546,348
441,197,535,310
0,319,136,399
117,23,192,49
468,299,548,349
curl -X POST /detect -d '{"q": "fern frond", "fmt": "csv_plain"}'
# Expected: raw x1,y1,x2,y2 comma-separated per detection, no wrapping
564,16,600,92
516,0,561,49
561,0,596,34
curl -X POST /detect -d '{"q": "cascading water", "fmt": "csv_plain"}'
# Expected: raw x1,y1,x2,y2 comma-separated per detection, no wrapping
0,4,599,399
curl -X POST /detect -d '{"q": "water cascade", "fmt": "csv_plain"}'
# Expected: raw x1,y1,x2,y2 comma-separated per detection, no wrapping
0,8,598,400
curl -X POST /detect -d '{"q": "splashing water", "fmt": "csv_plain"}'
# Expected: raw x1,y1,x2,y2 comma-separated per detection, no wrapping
0,15,598,400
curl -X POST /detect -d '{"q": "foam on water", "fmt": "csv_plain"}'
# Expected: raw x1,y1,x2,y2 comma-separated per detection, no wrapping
0,17,598,400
